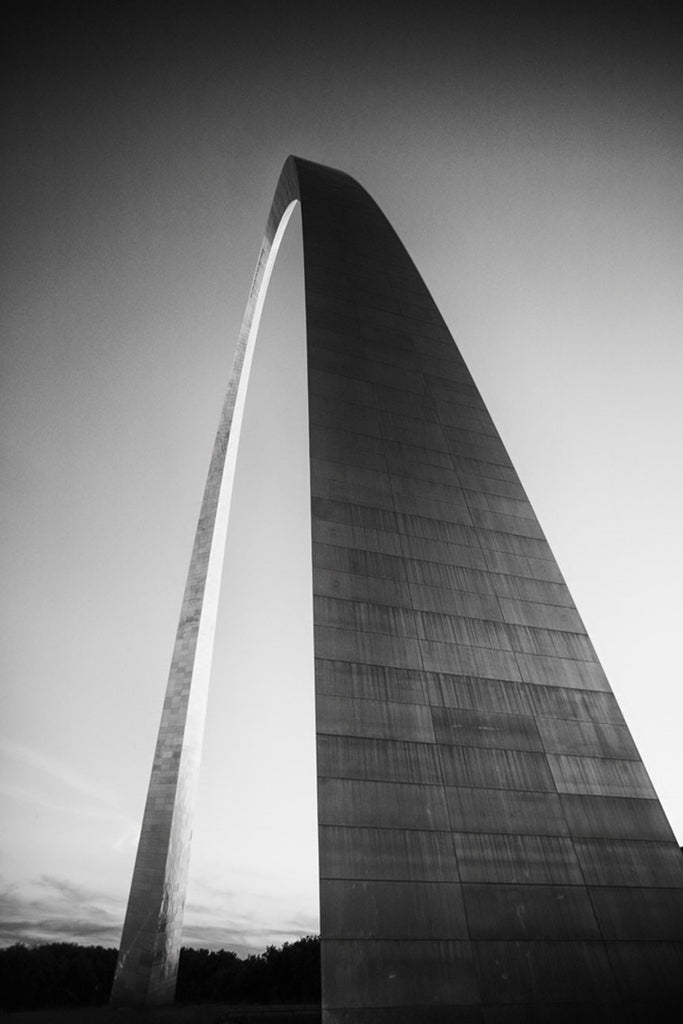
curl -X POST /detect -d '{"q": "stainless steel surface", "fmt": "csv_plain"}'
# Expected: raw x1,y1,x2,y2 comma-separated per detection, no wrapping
113,157,683,1016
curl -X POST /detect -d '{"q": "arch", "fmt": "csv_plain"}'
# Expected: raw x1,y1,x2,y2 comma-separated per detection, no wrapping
112,157,683,1016
110,160,304,1005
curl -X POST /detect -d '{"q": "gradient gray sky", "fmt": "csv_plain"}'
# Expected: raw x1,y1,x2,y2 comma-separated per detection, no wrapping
2,0,682,953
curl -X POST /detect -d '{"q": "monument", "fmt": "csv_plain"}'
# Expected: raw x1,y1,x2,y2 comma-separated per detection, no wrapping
111,157,683,1019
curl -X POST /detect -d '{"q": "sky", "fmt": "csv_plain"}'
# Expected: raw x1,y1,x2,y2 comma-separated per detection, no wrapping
1,0,682,954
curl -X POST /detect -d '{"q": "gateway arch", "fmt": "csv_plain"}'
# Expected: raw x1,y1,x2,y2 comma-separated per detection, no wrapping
112,157,683,1019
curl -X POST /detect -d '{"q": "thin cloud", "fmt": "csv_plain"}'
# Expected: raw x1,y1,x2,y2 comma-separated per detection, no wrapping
0,737,118,807
0,875,124,948
281,913,319,935
37,875,120,906
0,872,316,954
180,921,313,957
182,886,318,955
0,779,131,824
0,916,121,947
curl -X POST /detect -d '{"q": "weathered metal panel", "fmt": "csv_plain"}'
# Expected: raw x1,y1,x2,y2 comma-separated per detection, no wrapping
573,838,683,886
425,674,624,723
538,718,640,759
317,696,435,742
453,833,582,885
589,886,683,939
321,939,480,1008
474,941,619,1004
439,744,555,791
547,754,656,798
317,735,441,784
446,786,571,838
463,883,601,940
319,826,459,882
432,705,543,752
559,794,676,841
314,659,428,704
321,879,469,939
318,778,451,831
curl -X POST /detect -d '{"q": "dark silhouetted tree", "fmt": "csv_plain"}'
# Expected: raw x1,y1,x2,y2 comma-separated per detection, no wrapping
0,936,320,1010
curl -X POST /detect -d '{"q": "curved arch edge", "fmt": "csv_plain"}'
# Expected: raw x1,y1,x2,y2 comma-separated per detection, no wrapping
110,170,301,1006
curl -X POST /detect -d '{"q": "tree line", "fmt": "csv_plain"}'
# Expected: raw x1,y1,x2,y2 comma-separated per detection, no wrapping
0,936,320,1011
